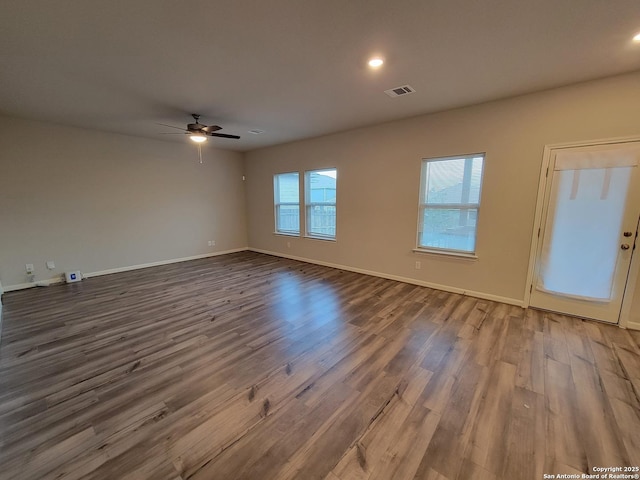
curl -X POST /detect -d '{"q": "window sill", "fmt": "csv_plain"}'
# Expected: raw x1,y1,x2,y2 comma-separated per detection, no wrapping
304,235,336,242
412,248,478,260
273,232,300,237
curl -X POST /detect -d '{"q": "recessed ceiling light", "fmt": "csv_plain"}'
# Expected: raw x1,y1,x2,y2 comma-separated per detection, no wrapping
368,58,384,68
633,32,640,42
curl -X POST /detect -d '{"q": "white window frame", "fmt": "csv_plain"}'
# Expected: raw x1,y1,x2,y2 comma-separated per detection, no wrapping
415,153,485,257
304,168,337,240
274,172,300,236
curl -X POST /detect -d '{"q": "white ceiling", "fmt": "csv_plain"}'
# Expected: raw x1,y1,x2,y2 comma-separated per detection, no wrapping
1,0,640,152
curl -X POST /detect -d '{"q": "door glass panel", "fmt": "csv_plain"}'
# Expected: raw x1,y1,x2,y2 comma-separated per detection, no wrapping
537,166,632,300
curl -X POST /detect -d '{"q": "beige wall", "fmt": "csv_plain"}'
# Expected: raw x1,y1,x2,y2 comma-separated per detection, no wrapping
0,116,247,288
245,71,640,304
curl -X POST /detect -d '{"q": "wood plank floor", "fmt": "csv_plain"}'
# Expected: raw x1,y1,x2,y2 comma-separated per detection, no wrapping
1,251,639,480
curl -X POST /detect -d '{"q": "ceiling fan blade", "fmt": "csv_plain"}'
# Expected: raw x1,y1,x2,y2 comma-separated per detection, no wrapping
208,132,241,139
202,125,222,133
156,123,188,132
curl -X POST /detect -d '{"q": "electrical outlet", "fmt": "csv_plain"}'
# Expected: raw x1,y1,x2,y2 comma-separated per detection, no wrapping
207,241,212,246
415,261,421,270
287,241,291,248
46,260,55,270
211,240,215,246
25,263,34,274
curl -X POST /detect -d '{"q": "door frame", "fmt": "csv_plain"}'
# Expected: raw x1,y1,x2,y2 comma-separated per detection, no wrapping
523,135,640,327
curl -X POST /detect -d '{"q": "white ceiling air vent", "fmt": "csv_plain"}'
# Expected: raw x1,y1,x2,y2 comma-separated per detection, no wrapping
384,85,416,98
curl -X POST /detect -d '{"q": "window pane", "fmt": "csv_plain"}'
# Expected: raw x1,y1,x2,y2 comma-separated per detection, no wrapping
424,157,483,204
308,205,336,237
418,154,484,254
276,205,300,233
308,170,336,204
305,169,337,239
276,173,299,203
274,172,300,234
419,208,478,252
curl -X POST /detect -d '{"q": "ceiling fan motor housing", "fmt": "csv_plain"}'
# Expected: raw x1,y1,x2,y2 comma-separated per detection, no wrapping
187,123,204,132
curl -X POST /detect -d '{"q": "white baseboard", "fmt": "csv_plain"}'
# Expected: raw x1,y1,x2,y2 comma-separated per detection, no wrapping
36,276,65,287
4,275,72,291
623,320,640,331
84,248,249,278
249,248,524,307
3,281,54,292
4,248,249,291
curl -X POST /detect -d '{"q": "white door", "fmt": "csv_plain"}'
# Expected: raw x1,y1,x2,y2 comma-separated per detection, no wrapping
529,141,640,324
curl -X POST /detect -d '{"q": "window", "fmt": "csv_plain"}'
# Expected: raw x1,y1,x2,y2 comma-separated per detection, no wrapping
305,169,337,239
417,154,484,254
274,172,300,235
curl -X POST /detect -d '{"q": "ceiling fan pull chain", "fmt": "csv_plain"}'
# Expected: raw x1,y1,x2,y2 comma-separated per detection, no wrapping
198,143,203,164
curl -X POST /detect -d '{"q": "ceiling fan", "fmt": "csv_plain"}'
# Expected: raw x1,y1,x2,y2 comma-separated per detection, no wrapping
159,114,240,142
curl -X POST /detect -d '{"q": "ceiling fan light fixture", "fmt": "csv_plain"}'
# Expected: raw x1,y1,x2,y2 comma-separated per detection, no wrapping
633,32,640,42
190,134,207,143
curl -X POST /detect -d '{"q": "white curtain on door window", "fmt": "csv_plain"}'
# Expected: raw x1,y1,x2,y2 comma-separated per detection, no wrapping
553,143,640,170
537,144,639,301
